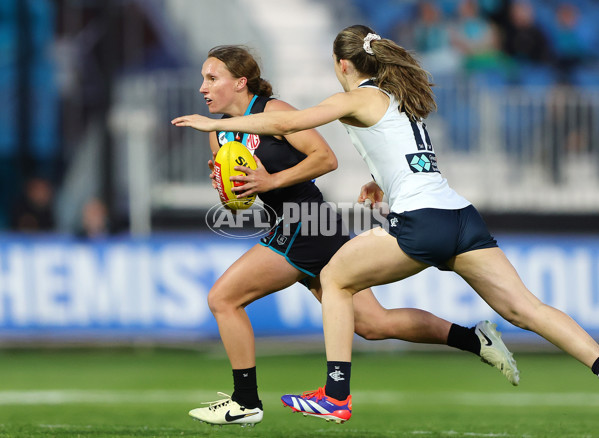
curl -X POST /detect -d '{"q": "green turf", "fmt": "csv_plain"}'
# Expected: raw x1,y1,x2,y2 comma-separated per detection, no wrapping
0,347,597,437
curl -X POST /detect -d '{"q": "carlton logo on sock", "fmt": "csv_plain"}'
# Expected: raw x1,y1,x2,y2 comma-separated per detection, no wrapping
329,370,345,382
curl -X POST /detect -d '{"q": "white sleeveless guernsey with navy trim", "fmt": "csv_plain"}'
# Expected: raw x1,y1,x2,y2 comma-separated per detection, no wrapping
342,80,470,214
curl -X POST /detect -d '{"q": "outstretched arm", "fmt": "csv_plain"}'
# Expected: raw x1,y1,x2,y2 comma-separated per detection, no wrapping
231,100,339,197
171,92,357,135
199,100,339,198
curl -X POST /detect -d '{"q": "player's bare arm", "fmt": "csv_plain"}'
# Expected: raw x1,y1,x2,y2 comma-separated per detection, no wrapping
171,92,360,136
257,99,338,189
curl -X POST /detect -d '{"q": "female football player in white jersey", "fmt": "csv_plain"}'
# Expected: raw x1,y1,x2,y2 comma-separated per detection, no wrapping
172,25,599,424
172,41,521,426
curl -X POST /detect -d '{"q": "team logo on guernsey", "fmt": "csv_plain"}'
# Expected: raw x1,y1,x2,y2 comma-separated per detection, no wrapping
218,131,228,146
246,134,260,152
406,152,439,173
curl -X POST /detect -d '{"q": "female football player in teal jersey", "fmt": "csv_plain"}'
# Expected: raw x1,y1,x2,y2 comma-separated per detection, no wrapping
173,28,599,424
172,44,519,427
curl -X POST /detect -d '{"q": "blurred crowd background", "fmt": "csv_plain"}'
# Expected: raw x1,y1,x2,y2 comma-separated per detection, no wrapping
1,0,598,237
363,0,599,86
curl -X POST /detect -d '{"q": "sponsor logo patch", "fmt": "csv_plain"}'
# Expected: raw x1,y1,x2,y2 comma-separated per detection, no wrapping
246,134,260,152
406,152,439,173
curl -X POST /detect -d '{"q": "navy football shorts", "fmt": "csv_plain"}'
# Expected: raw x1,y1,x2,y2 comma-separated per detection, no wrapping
387,204,498,270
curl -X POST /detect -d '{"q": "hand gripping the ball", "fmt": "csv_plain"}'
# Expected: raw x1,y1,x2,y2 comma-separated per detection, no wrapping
229,156,274,198
213,141,257,210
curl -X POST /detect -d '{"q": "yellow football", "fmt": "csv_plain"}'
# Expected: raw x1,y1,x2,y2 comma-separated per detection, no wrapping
213,141,257,210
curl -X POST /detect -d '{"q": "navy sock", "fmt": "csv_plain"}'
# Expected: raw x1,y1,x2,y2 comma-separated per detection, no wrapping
231,367,262,409
447,324,480,355
325,361,351,401
592,357,599,377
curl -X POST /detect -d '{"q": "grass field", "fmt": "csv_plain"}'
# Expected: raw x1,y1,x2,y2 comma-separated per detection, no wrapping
0,346,597,438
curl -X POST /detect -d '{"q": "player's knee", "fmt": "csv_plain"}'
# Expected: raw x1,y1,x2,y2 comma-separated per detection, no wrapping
354,320,385,340
207,287,233,316
320,263,353,292
504,313,526,330
500,306,532,331
206,289,220,315
319,264,338,289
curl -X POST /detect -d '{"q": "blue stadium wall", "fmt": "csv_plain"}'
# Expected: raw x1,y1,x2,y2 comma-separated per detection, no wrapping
0,232,598,343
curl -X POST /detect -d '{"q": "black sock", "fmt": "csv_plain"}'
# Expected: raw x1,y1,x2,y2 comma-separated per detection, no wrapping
325,361,351,401
447,324,480,355
592,357,599,377
231,367,262,409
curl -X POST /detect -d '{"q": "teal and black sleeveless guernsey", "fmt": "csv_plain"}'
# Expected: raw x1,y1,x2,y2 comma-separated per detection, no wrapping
217,96,324,217
216,95,349,279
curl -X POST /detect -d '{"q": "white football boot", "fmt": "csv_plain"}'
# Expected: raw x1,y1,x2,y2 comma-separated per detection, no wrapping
189,392,263,427
475,320,520,386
